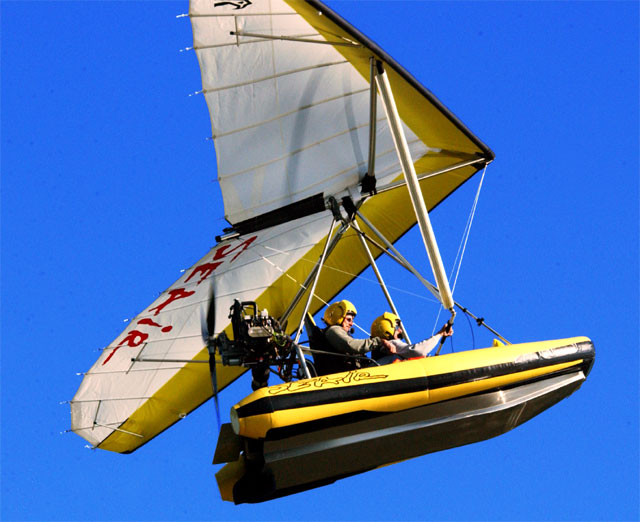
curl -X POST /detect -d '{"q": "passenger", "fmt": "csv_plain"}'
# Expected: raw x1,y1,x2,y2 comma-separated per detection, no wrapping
323,300,396,362
370,312,453,362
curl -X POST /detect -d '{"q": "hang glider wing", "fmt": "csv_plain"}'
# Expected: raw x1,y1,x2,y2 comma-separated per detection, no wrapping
70,0,493,454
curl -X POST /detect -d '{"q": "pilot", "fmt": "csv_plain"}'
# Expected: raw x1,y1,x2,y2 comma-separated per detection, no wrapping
370,312,453,362
323,300,395,359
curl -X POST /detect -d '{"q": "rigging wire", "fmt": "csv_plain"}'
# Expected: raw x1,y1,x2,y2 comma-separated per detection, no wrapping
450,164,487,295
432,165,487,336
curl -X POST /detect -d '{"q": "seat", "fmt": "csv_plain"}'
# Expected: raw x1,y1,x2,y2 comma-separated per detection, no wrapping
304,314,370,376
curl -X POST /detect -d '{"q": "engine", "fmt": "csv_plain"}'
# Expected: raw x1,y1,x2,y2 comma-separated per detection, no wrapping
215,300,298,384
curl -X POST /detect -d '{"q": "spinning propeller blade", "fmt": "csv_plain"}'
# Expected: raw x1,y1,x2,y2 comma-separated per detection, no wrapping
202,284,221,430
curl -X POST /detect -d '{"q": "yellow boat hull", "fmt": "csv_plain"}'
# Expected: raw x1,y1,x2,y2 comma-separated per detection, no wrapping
214,336,594,503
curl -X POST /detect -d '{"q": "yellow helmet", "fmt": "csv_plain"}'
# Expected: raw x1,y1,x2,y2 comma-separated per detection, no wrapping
323,300,357,326
370,312,400,340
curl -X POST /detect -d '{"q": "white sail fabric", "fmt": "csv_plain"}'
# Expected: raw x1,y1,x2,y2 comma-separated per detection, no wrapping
190,0,430,224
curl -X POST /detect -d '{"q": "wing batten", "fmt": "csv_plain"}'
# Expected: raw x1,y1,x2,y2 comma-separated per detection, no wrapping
202,59,349,95
213,87,369,140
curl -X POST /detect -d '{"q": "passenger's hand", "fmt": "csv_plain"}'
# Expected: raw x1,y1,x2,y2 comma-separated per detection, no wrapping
382,339,396,353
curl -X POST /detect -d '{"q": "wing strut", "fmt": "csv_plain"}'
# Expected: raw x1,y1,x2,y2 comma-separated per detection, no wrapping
351,219,411,343
354,209,441,301
279,219,350,326
374,61,456,321
291,218,339,379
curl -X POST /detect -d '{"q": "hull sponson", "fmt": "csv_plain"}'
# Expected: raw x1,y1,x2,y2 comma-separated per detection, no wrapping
231,338,594,440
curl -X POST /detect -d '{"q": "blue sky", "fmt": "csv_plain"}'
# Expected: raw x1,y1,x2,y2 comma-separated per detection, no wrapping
2,1,638,520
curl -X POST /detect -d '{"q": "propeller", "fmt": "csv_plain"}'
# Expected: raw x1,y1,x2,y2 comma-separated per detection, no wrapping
202,283,221,430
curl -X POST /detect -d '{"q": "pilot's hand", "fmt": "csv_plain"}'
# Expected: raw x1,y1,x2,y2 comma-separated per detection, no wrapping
438,324,454,337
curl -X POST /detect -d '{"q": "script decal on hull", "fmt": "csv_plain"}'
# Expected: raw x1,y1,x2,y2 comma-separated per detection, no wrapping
267,370,390,395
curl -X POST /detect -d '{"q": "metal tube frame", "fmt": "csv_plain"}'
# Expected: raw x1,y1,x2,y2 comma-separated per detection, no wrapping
291,219,339,379
278,221,349,326
352,219,411,344
131,358,209,364
355,209,441,301
374,157,488,196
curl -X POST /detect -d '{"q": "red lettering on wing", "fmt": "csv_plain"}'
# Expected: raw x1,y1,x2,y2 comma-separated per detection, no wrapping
183,236,257,286
138,317,173,333
213,235,257,262
149,288,196,316
102,330,149,365
101,235,257,367
185,261,223,285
